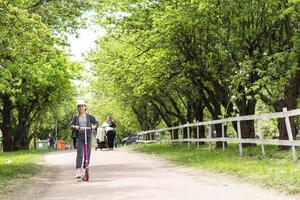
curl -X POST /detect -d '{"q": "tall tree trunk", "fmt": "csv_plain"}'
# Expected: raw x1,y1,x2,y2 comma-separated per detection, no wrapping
238,97,256,138
1,95,14,151
14,111,30,150
275,99,289,142
210,102,223,148
133,101,160,131
236,95,256,147
33,132,36,150
151,99,181,139
182,118,188,139
171,129,179,140
241,100,256,138
185,98,193,139
283,65,300,137
274,65,300,149
193,101,205,143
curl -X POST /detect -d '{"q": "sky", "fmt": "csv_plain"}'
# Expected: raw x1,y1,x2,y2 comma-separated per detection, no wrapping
67,24,106,62
66,10,106,62
66,12,106,100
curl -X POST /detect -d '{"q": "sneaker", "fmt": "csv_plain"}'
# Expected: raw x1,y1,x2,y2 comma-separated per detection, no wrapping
75,168,81,178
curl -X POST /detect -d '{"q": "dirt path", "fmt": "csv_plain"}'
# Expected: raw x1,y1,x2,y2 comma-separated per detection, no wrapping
4,147,300,200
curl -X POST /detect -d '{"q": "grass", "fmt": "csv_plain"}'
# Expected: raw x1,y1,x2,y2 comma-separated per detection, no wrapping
0,149,50,195
134,142,300,194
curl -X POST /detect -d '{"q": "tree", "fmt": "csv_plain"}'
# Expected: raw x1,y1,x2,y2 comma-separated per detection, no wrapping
92,0,300,148
0,0,90,150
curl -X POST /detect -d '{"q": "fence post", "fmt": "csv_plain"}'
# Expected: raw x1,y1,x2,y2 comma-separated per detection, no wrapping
283,107,297,162
222,123,225,151
187,122,190,149
196,121,199,149
179,124,182,145
237,114,243,156
259,127,265,157
208,124,212,150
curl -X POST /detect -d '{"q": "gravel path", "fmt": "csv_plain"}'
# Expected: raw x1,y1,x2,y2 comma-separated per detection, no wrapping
4,147,300,200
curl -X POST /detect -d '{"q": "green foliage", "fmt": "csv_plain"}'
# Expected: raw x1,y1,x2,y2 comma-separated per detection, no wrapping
0,0,92,150
90,0,300,139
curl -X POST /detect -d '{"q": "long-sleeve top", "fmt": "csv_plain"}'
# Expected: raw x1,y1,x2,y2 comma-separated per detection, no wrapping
70,113,98,138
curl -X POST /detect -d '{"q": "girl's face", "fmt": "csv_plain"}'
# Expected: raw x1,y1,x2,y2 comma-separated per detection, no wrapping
78,104,86,114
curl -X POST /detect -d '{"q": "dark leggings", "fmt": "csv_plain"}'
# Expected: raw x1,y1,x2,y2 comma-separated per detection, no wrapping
106,130,116,148
72,137,77,149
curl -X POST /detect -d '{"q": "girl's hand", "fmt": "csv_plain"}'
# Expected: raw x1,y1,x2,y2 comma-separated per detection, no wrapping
73,125,80,130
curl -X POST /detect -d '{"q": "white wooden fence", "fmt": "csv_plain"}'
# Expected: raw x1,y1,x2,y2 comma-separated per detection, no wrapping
136,107,300,162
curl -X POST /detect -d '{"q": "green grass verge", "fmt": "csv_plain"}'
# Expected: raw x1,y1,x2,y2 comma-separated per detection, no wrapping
134,143,300,194
0,149,50,195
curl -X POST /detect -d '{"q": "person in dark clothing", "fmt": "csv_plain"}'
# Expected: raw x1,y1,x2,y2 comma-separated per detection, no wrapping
48,134,55,149
70,100,98,178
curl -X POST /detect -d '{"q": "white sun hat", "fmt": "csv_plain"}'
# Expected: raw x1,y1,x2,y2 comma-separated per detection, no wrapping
77,100,86,106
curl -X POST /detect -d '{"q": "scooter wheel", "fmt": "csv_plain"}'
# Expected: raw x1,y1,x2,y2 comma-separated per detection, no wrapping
82,171,89,181
86,173,89,181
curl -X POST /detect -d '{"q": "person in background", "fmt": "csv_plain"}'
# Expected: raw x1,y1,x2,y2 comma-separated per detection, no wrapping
48,134,55,149
101,115,116,150
70,100,98,178
95,127,106,150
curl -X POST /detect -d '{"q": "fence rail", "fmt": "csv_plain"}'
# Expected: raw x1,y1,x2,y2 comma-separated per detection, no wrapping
136,107,300,161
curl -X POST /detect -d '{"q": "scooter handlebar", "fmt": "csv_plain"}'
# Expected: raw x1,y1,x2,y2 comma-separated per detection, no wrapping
79,127,92,131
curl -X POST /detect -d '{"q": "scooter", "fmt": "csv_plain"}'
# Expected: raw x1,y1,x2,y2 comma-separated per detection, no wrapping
79,127,92,181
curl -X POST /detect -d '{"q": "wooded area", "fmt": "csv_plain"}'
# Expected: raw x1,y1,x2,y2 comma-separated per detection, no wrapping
0,0,93,151
90,0,300,147
0,0,300,151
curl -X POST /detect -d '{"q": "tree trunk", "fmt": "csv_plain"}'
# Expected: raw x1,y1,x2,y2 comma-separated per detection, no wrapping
14,106,31,150
182,119,188,139
1,95,14,151
33,133,36,150
275,65,300,149
210,102,223,148
237,96,256,147
14,122,30,150
275,99,288,140
171,129,179,139
193,101,205,144
133,102,160,131
283,66,300,137
183,98,193,140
